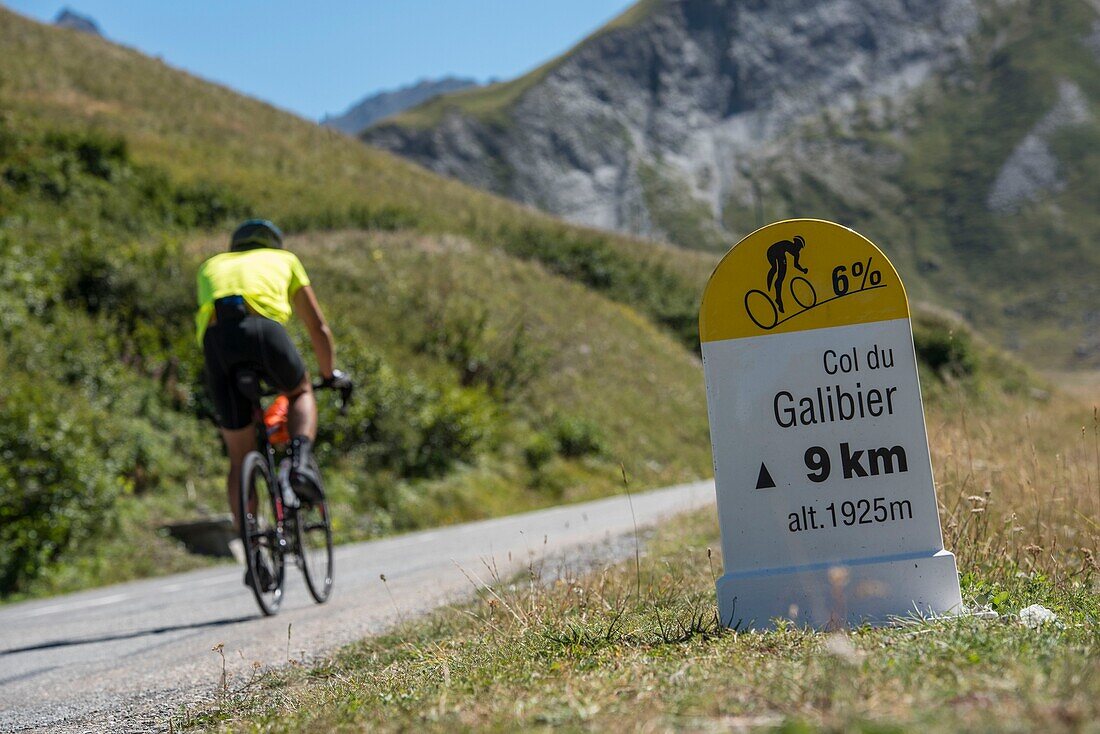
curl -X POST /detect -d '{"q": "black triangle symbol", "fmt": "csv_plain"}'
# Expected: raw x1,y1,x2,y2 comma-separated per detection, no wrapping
756,463,776,490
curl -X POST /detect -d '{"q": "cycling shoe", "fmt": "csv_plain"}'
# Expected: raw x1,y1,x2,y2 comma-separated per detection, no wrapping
244,553,277,592
289,436,323,503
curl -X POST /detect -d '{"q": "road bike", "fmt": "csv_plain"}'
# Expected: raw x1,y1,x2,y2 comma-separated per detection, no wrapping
234,370,352,616
743,276,818,330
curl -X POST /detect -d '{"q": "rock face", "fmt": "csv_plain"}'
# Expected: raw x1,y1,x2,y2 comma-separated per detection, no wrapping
364,0,1100,366
365,0,979,246
987,80,1091,213
53,8,102,36
323,77,479,135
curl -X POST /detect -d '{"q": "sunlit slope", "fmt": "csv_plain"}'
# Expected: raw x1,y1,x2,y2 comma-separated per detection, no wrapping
0,8,711,600
251,230,711,488
0,6,712,338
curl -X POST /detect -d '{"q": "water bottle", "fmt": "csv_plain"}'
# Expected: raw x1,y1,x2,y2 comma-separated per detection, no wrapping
264,395,290,446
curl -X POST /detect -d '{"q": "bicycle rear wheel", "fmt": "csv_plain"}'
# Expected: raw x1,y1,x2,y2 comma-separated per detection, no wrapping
239,451,285,615
295,457,334,604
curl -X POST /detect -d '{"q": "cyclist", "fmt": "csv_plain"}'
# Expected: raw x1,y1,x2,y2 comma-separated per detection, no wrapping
765,235,808,313
195,219,349,547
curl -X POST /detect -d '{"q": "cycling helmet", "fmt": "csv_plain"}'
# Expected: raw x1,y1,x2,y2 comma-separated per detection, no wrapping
230,219,284,252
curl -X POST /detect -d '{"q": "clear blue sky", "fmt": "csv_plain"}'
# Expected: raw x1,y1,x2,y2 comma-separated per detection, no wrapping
3,1,635,120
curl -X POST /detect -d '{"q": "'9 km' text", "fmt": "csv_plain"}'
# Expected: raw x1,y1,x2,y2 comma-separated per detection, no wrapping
804,442,908,482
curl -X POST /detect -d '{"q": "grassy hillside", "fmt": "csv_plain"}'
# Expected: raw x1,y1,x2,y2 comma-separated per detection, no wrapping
0,8,713,344
184,389,1098,732
0,7,711,600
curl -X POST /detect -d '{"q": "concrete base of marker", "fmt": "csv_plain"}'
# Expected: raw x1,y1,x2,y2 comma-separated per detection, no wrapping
716,549,962,630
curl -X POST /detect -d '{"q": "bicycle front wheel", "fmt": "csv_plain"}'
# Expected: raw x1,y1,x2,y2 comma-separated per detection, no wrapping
296,457,334,604
239,451,285,616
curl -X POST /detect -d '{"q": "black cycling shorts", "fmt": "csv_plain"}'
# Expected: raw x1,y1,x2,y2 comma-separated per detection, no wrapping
203,315,307,430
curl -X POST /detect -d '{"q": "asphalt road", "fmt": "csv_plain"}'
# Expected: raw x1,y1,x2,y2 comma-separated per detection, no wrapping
0,480,714,733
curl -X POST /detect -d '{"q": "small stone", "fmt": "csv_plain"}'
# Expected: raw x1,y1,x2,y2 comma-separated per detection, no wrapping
823,633,863,664
1018,604,1059,628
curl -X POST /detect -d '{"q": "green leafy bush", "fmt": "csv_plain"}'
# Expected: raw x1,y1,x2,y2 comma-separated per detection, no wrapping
551,415,606,459
913,316,978,378
1,126,247,232
490,222,700,347
409,286,546,397
523,432,557,471
321,352,494,480
0,378,121,594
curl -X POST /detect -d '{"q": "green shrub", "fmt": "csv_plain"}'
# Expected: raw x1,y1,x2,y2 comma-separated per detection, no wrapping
523,432,557,471
913,317,977,378
489,221,700,347
1,126,247,232
0,378,121,594
551,415,605,458
410,286,546,397
43,129,128,180
321,352,495,480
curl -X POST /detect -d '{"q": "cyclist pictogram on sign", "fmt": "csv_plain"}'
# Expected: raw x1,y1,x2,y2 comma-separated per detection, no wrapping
743,235,890,331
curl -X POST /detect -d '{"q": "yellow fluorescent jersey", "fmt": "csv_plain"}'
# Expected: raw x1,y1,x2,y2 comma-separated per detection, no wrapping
195,249,311,343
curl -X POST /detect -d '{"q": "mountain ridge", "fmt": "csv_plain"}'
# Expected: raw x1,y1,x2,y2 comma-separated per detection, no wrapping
322,76,479,134
53,8,101,36
363,0,1100,368
365,0,980,232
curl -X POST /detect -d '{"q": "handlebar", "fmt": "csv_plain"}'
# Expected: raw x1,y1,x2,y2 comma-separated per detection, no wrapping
313,378,354,416
259,378,353,415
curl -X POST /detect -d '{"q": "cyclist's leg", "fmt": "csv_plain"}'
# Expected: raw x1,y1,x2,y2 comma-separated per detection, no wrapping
204,323,256,529
221,426,256,531
774,259,788,312
251,317,322,494
285,376,316,441
248,316,307,410
251,318,314,439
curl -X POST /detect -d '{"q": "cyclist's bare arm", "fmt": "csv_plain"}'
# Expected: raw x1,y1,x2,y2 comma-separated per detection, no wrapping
293,286,335,379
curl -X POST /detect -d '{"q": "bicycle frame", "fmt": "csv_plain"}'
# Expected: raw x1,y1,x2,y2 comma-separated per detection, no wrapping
243,377,350,526
249,399,287,524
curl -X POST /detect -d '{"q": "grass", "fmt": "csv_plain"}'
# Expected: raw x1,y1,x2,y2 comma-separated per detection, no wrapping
178,386,1098,732
0,7,715,344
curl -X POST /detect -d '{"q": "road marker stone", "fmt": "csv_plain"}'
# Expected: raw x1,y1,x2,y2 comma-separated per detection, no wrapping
699,219,962,629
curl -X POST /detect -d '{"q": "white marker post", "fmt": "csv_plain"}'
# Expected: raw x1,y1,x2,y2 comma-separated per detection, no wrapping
700,219,962,630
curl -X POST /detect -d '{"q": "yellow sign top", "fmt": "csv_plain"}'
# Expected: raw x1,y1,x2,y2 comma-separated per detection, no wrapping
699,219,910,343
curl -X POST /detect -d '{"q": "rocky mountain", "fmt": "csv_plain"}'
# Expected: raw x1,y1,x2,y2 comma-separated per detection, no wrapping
53,7,101,35
364,0,1100,368
323,77,479,134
